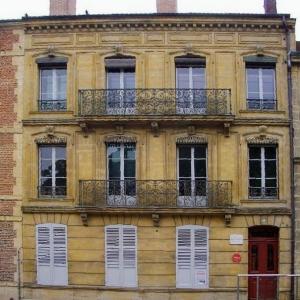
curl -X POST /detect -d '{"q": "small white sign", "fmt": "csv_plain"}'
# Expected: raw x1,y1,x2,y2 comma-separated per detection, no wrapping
230,234,244,245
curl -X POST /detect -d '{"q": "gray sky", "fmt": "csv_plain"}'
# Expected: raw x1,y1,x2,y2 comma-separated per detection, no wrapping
1,0,299,39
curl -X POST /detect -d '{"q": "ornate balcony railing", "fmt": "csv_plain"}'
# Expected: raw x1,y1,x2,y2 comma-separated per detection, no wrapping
39,99,67,111
247,98,277,110
78,89,231,116
79,180,232,209
249,187,278,199
38,186,67,198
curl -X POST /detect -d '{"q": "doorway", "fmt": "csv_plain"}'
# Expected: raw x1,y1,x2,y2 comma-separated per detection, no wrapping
248,226,279,300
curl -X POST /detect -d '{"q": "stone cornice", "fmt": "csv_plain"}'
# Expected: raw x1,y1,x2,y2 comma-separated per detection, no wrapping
24,19,294,34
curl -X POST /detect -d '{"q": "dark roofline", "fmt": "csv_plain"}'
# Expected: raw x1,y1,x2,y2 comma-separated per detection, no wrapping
0,18,22,24
21,12,292,22
297,41,300,51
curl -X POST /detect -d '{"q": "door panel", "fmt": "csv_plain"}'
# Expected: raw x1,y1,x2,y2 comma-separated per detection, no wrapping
248,228,278,300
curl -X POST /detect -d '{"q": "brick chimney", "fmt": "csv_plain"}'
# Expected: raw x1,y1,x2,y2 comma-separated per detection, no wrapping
156,0,177,13
264,0,277,14
50,0,76,16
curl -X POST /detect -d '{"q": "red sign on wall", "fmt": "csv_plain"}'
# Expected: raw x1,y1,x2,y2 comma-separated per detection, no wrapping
232,253,242,263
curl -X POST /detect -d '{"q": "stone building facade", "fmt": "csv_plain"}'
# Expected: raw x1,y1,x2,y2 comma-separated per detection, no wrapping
0,0,298,299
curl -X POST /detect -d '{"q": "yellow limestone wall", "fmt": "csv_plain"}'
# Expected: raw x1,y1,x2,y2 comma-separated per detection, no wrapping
21,15,294,300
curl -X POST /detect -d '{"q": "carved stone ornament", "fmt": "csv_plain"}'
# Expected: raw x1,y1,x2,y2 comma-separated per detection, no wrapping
114,44,124,55
35,135,67,145
104,135,137,144
176,136,207,144
246,136,278,145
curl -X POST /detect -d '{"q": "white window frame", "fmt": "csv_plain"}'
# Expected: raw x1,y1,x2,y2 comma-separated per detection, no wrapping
176,65,206,114
248,145,278,198
39,145,67,198
36,223,68,286
246,66,276,109
39,67,67,101
105,225,137,287
176,225,209,289
177,145,208,207
106,143,136,206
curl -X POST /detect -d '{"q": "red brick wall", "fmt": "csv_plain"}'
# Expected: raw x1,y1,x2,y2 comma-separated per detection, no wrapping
0,28,18,282
0,222,16,281
156,0,177,13
50,0,76,15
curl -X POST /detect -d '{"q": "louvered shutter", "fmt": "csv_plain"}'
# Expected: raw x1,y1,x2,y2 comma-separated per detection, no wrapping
105,226,121,286
176,226,209,288
52,225,68,286
122,226,137,287
194,227,209,288
176,227,192,288
36,224,51,285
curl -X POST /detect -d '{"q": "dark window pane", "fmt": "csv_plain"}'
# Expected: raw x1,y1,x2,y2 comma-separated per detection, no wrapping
194,160,206,178
179,180,191,196
265,161,277,178
40,147,52,159
194,146,206,159
249,161,261,178
124,160,136,177
56,178,66,187
41,160,52,177
56,160,66,177
249,147,261,159
109,159,120,178
125,179,136,196
265,179,277,188
124,145,135,159
179,160,191,177
108,146,120,159
56,147,66,159
267,244,275,271
195,179,207,196
109,180,121,195
251,245,259,271
265,147,276,159
41,178,52,187
249,179,261,187
179,147,191,159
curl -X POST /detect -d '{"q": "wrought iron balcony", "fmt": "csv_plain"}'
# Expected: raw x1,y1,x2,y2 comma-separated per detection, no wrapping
249,187,278,199
78,89,231,117
38,186,67,198
247,98,277,110
78,180,232,209
39,99,67,111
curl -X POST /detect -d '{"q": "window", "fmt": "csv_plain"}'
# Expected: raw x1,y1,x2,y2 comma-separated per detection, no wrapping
177,145,207,207
39,64,67,111
246,65,276,110
107,143,136,206
176,225,209,289
248,145,278,198
105,225,137,287
39,145,67,198
175,56,206,114
105,56,136,114
36,224,68,286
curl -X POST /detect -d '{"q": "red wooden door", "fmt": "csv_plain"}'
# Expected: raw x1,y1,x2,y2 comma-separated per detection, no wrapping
248,227,278,300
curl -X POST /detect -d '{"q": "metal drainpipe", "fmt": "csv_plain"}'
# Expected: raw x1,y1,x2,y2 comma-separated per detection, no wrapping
17,248,22,300
282,15,296,300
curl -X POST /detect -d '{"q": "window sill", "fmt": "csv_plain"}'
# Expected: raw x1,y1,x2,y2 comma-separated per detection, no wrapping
240,199,287,204
29,110,74,115
239,109,285,114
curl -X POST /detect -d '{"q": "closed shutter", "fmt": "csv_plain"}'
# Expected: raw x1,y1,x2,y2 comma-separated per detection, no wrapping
36,224,68,286
105,225,137,287
176,226,209,288
36,225,51,285
52,225,68,286
122,226,137,287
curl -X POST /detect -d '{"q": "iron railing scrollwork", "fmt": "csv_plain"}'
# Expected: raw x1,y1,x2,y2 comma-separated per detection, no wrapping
79,180,232,208
38,186,67,198
78,89,231,116
247,98,277,110
39,100,67,111
249,187,278,199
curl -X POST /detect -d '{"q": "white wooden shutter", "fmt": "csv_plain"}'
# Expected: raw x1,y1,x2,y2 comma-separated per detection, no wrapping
122,226,137,287
194,227,209,288
36,224,51,285
105,226,121,286
176,225,209,288
52,225,68,286
105,225,137,287
36,224,68,286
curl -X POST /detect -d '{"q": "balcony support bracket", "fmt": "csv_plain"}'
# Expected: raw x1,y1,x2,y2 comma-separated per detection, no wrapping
224,122,231,137
80,213,88,226
152,213,160,227
151,122,160,137
224,213,232,227
80,122,90,138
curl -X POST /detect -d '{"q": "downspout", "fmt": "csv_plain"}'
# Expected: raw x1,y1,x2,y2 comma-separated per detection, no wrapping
282,15,295,299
